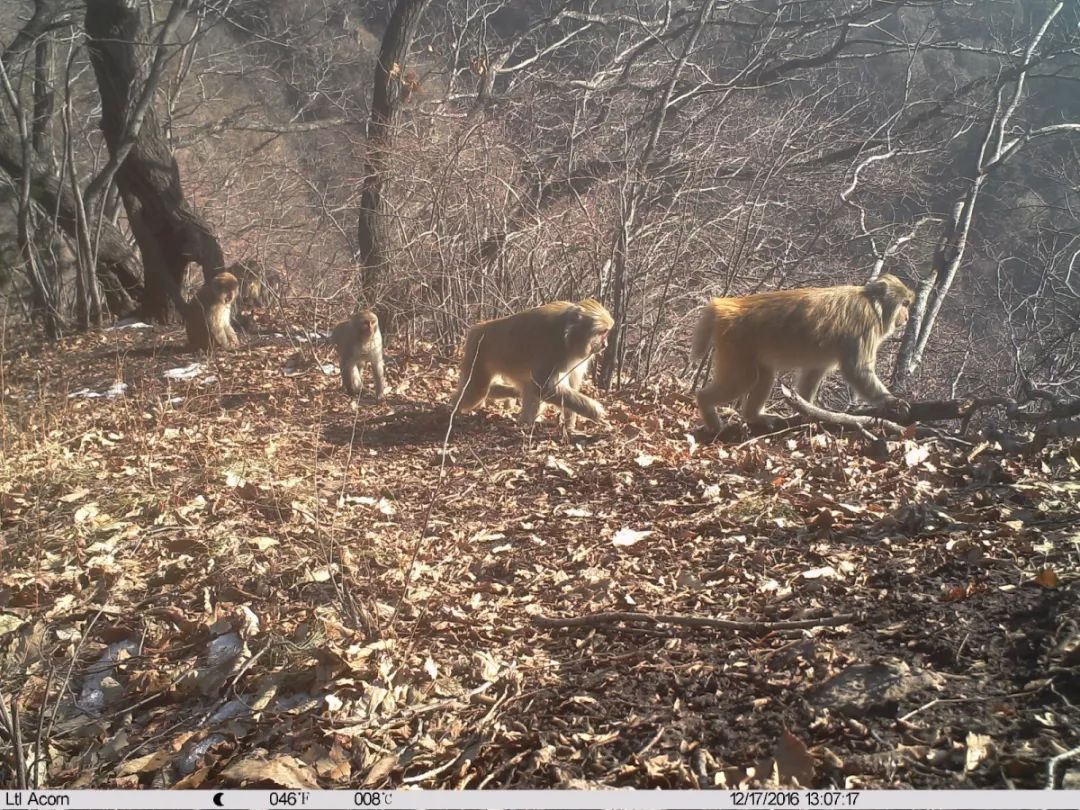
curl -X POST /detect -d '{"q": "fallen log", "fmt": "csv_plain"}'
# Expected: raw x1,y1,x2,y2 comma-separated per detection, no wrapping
782,386,904,438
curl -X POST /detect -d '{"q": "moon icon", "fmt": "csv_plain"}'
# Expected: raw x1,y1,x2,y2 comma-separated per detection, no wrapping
213,792,225,807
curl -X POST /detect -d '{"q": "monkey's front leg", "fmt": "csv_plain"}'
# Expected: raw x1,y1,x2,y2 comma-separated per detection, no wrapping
341,359,362,396
354,364,365,397
371,359,385,402
518,384,543,426
844,361,910,418
543,384,606,424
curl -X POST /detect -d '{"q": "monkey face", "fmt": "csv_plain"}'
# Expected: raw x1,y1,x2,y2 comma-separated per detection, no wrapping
893,298,911,329
590,325,610,355
358,313,378,339
866,274,913,335
564,299,614,357
565,313,608,358
210,272,240,305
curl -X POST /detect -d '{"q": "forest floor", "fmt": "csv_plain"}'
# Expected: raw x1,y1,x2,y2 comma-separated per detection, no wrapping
1,311,1079,791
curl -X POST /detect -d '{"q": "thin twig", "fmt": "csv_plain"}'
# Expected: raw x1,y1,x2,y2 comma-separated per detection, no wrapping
0,688,28,790
1046,742,1080,790
533,610,858,634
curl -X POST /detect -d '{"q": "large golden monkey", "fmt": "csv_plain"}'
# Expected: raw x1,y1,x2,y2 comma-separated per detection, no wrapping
186,272,240,351
693,274,914,432
452,299,613,431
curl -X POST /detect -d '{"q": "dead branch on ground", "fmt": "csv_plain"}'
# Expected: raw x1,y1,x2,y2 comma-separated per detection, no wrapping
534,610,859,635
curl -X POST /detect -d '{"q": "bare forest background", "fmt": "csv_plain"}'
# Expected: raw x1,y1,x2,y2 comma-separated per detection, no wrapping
2,0,1080,405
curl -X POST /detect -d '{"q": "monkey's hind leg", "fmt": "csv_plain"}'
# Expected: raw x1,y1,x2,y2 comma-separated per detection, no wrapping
696,373,751,433
696,382,730,434
741,365,778,429
341,356,363,396
797,368,828,404
451,370,493,413
696,348,754,434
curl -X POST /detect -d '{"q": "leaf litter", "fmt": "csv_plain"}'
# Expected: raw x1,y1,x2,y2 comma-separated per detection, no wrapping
0,319,1078,789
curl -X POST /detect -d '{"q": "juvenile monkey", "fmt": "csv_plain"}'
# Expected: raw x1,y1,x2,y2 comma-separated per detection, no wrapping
229,259,285,311
332,309,385,401
186,271,240,351
693,274,914,432
452,298,613,431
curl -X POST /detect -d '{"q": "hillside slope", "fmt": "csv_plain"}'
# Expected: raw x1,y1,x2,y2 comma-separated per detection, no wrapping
1,314,1078,789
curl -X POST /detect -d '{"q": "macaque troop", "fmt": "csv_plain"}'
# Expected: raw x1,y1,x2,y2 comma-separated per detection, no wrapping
187,272,915,435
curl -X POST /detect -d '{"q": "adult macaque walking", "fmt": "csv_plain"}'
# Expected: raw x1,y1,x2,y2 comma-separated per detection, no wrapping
452,298,613,432
693,274,914,432
332,309,385,401
186,272,240,351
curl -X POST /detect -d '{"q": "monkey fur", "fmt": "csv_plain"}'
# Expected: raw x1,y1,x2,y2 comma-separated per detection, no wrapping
332,309,386,401
186,271,240,351
452,298,613,431
693,274,913,432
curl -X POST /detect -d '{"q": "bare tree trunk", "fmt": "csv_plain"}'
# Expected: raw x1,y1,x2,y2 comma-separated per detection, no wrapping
894,1,1067,388
599,195,632,389
31,37,52,159
61,61,102,327
598,0,717,389
0,0,136,318
0,127,140,313
894,180,985,387
356,0,432,327
85,0,224,322
0,58,62,336
0,0,77,96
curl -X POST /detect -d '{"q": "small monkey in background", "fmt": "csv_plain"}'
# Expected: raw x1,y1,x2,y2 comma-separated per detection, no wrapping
227,260,286,332
186,271,240,351
693,274,914,432
452,298,613,432
229,260,285,311
332,309,385,401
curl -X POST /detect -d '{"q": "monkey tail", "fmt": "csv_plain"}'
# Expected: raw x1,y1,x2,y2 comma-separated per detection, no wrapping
458,326,482,376
691,302,717,361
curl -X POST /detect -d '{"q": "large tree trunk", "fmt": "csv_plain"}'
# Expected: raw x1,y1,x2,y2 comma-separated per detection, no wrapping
85,0,224,322
893,184,983,387
356,0,431,325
